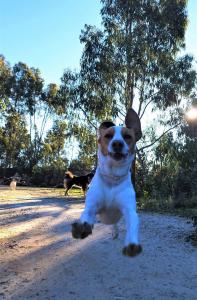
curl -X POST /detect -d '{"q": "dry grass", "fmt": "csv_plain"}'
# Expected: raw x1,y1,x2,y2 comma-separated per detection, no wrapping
0,185,84,201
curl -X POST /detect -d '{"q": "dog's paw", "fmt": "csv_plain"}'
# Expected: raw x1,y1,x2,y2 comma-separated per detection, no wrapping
72,222,93,239
122,244,142,257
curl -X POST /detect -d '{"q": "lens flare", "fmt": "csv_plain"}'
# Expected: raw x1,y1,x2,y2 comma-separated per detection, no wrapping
186,107,197,121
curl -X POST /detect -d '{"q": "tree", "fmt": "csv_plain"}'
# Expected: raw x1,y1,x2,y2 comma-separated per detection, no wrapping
77,0,195,118
8,62,43,115
71,124,97,172
0,112,30,168
0,55,12,113
137,108,197,208
42,120,68,165
58,0,196,163
0,57,63,171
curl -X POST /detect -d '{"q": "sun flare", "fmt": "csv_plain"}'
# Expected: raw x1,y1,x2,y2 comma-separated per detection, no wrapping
186,107,197,121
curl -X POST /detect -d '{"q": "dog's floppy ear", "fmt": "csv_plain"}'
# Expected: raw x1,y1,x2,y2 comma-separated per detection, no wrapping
125,108,142,141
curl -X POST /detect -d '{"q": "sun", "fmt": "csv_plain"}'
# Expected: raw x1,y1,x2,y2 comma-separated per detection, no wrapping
186,107,197,121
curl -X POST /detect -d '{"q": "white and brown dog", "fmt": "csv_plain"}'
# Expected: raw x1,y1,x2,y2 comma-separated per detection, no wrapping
72,108,142,257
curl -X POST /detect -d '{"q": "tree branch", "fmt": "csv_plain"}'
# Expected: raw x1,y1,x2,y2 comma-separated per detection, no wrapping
117,107,126,118
140,98,155,119
80,107,97,130
139,90,162,119
138,122,182,151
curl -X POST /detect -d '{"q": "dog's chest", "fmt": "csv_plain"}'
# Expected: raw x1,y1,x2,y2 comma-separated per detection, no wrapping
96,178,133,224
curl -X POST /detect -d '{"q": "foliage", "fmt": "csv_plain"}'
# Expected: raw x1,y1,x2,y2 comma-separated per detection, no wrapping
0,55,12,112
31,161,68,187
57,0,196,165
0,0,197,210
71,124,97,171
41,120,68,165
0,112,30,168
137,126,197,209
0,57,69,173
77,0,195,118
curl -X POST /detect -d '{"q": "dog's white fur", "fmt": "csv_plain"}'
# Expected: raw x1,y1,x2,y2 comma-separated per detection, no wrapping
72,109,142,255
80,126,139,245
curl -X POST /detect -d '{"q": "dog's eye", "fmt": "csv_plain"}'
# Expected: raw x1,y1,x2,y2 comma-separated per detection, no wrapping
104,133,113,139
124,134,132,140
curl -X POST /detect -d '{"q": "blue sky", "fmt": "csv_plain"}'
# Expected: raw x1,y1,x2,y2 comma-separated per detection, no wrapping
0,0,102,84
0,0,196,85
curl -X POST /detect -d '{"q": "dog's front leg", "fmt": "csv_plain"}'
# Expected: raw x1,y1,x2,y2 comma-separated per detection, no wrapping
117,188,142,257
72,194,99,240
122,207,142,257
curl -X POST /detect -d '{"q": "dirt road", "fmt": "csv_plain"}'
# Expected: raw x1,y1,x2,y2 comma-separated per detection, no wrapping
0,187,197,300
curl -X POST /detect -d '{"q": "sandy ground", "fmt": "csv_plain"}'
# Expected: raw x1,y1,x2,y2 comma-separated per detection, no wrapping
0,186,197,300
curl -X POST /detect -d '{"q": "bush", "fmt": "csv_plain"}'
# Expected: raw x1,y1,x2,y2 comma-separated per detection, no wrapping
31,164,66,187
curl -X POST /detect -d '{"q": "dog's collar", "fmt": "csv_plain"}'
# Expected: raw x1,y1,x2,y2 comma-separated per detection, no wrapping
98,168,129,185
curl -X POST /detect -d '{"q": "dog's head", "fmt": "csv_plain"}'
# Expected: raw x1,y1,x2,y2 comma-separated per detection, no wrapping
98,108,142,162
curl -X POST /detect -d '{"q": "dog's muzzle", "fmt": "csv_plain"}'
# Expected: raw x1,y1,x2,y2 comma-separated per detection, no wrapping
109,140,128,161
109,152,127,161
112,140,124,152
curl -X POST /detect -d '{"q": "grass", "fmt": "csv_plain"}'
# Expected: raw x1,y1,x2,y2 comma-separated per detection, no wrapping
138,196,197,223
0,186,85,201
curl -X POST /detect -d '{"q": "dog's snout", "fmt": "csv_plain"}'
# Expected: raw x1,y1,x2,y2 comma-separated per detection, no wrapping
112,140,124,152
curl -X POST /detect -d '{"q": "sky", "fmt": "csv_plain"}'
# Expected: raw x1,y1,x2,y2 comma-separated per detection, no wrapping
0,0,197,86
0,0,102,84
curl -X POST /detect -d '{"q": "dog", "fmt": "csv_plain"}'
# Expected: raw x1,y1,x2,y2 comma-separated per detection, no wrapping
10,178,17,190
72,108,142,257
64,171,94,196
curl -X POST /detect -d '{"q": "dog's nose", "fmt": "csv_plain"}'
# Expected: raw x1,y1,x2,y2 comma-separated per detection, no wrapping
112,140,124,152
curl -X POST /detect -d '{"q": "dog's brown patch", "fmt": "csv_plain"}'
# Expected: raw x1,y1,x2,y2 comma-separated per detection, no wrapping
121,127,136,154
72,222,93,239
122,243,142,257
98,127,115,156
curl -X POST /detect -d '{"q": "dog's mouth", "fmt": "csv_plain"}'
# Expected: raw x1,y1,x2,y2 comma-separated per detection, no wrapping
109,152,127,161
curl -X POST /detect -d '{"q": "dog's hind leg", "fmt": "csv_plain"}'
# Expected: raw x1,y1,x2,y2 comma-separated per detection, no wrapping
112,223,119,239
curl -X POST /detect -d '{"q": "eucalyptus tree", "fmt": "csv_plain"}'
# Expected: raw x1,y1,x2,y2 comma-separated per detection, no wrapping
57,0,197,181
0,56,63,170
0,112,30,168
82,0,196,116
42,120,68,165
0,55,12,113
59,0,196,158
9,62,43,131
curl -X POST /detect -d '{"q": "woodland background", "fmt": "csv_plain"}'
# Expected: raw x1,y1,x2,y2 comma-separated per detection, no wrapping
0,0,197,211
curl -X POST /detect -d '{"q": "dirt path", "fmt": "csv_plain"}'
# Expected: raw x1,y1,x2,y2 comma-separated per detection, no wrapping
0,187,197,300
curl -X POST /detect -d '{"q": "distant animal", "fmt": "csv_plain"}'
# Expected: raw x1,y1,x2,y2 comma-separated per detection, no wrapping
72,108,142,257
10,179,17,190
64,171,94,196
